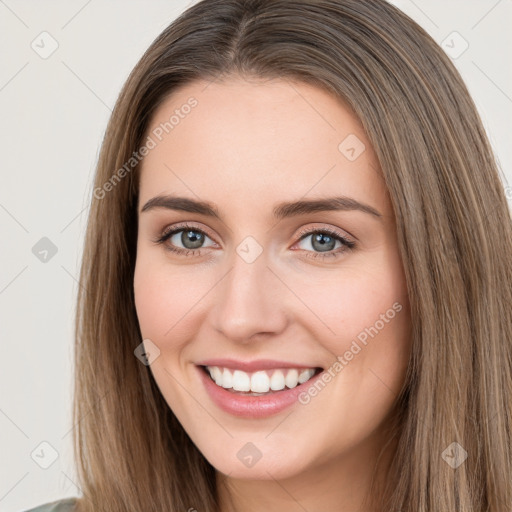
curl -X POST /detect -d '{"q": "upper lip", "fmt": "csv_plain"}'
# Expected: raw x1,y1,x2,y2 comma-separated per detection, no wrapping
196,358,323,372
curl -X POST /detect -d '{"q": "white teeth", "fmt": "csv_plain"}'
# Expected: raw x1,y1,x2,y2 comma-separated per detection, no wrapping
211,366,223,385
232,370,251,391
205,366,318,393
221,368,233,389
251,371,270,393
298,368,315,384
270,370,285,391
284,369,299,389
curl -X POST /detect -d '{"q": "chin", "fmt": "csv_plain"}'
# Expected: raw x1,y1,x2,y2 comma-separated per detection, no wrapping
198,435,315,481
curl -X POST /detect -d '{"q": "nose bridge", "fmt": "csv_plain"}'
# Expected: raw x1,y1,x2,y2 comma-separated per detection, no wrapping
212,242,287,342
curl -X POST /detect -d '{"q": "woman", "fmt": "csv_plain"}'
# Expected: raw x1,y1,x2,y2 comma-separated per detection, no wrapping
25,0,512,511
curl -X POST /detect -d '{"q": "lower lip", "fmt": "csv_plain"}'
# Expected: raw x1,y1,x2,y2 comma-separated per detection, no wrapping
197,366,323,418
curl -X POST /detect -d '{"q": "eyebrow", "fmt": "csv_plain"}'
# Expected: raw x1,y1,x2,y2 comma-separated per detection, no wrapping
140,194,383,220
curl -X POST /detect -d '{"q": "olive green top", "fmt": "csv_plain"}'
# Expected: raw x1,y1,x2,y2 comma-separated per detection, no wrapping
21,498,77,512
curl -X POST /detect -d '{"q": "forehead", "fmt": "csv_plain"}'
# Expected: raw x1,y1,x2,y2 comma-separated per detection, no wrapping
138,77,389,219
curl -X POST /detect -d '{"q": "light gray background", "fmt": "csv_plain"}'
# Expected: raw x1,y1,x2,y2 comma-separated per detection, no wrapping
0,1,510,510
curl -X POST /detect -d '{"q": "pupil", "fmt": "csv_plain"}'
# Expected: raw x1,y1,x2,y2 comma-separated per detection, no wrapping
182,230,204,249
312,233,335,252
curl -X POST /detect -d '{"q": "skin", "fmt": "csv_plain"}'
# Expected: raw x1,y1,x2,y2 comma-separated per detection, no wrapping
133,75,412,512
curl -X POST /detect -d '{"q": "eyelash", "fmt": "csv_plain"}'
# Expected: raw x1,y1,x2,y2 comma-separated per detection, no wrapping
152,222,356,260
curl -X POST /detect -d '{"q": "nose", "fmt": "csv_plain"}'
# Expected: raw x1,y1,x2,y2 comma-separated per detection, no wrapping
210,247,289,343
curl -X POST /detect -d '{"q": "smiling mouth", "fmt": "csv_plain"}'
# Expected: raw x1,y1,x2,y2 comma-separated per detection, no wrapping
200,365,323,396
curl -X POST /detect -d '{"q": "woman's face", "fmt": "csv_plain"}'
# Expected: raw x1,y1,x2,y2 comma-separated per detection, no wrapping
133,76,411,480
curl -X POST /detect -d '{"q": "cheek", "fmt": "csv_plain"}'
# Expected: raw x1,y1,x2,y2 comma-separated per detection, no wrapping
288,251,412,411
134,256,181,345
291,263,408,353
133,254,215,350
289,267,410,453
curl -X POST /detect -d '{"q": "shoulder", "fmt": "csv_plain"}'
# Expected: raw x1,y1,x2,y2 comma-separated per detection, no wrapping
20,497,77,512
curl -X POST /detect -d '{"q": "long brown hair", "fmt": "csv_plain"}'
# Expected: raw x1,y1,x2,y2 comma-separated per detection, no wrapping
72,1,512,510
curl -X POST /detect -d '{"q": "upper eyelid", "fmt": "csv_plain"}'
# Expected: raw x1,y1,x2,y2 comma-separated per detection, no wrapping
161,222,353,248
162,222,215,239
296,224,354,241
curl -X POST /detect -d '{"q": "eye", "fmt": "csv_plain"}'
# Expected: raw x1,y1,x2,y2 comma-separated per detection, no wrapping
292,226,356,260
152,222,216,256
152,223,356,260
